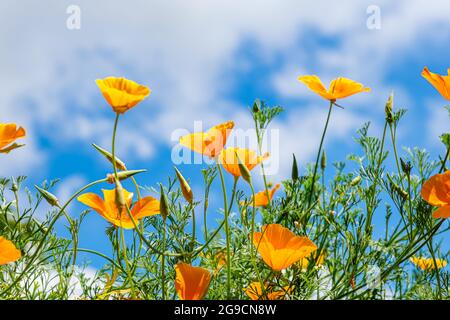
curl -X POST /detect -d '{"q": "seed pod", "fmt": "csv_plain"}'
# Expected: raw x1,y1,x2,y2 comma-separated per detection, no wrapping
174,167,193,204
159,184,170,221
321,151,327,171
292,154,299,181
92,143,127,171
236,152,251,184
35,185,60,208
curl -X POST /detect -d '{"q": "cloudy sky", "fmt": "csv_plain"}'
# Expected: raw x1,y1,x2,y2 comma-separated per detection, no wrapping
1,0,449,267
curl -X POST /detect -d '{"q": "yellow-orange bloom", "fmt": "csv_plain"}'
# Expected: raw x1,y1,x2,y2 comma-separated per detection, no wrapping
96,77,150,114
77,188,159,229
411,256,447,271
244,282,291,300
253,224,317,271
175,262,211,300
219,147,269,178
421,170,450,219
0,236,21,265
298,75,370,101
0,124,26,154
244,183,281,207
422,67,450,100
179,121,234,158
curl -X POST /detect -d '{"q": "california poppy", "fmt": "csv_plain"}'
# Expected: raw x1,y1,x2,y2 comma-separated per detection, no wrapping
96,77,150,114
298,75,370,101
411,256,447,271
77,188,160,229
219,147,269,178
422,67,450,100
244,282,290,300
0,236,21,265
421,170,450,218
244,183,281,207
174,262,211,300
179,121,234,158
252,224,317,271
0,123,26,154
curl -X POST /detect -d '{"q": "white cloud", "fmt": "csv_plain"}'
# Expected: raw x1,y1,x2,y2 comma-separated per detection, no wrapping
1,0,450,179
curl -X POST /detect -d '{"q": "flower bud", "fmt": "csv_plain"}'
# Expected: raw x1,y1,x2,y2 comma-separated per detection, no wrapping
92,143,127,171
35,185,60,208
321,150,326,171
106,170,146,184
114,180,126,212
292,154,299,181
385,93,394,124
174,167,193,204
159,184,170,221
236,152,251,184
350,176,362,186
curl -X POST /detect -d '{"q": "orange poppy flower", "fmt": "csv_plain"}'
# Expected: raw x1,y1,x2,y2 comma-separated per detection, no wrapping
252,224,317,271
0,236,21,265
174,262,211,300
219,147,269,178
422,67,450,100
244,282,291,300
244,183,281,207
411,256,447,271
179,121,234,158
96,77,150,114
298,75,370,101
77,188,160,229
0,123,26,154
420,170,450,218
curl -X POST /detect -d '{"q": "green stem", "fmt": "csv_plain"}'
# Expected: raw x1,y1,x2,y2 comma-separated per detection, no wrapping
216,161,231,299
307,102,334,209
0,178,108,297
161,218,167,300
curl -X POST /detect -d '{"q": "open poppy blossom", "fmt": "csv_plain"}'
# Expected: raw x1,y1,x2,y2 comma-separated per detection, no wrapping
420,170,450,219
243,183,281,207
0,123,26,154
252,224,317,271
244,282,291,300
96,77,150,114
77,187,160,229
175,262,211,300
219,147,269,178
298,75,370,102
411,256,447,271
0,236,21,265
422,67,450,100
179,121,234,158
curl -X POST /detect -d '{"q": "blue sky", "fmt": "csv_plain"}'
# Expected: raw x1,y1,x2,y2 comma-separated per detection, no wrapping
1,0,449,268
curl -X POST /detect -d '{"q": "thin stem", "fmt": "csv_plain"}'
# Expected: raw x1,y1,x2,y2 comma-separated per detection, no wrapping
161,218,167,300
307,102,334,209
216,161,231,299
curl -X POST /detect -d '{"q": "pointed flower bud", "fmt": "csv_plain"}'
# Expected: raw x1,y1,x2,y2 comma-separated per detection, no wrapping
385,93,394,124
114,180,127,212
106,170,147,184
174,167,193,204
35,185,60,207
350,176,362,186
92,143,127,171
321,150,327,171
236,152,252,184
159,184,170,220
292,154,299,181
